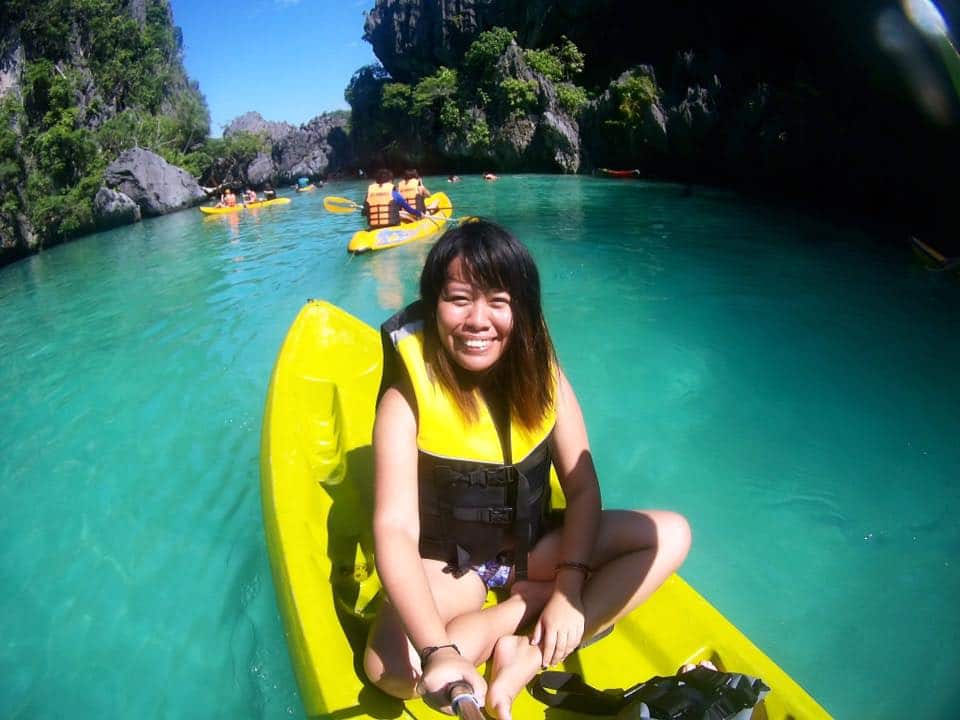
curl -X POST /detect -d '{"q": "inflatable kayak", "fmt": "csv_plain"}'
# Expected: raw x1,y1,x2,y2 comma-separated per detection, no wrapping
347,192,452,254
199,197,291,214
598,168,641,178
260,300,831,720
296,184,316,193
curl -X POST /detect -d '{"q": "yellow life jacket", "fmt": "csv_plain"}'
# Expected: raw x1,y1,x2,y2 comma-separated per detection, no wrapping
380,301,557,579
365,181,394,228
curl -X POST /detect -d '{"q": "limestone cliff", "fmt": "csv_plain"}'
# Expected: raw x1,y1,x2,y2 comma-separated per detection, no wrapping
0,0,209,266
222,111,354,186
360,0,960,245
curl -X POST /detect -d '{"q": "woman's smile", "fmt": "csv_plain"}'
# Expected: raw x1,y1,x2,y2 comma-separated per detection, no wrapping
457,337,492,352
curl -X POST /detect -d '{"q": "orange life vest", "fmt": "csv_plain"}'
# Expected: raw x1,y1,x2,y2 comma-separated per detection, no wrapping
365,182,395,228
396,178,421,205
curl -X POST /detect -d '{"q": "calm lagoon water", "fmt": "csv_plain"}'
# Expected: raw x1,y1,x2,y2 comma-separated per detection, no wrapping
1,175,958,719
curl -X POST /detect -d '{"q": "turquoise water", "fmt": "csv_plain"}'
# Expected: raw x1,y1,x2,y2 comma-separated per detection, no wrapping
1,176,958,719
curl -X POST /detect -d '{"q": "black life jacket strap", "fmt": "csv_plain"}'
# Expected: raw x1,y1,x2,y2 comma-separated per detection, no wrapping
512,467,530,580
485,389,532,580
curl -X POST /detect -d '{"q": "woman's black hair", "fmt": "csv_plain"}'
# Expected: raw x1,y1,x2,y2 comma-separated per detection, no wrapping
419,219,556,428
375,168,392,184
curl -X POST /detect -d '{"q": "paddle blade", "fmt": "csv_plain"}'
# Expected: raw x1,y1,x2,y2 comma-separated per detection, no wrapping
324,196,360,213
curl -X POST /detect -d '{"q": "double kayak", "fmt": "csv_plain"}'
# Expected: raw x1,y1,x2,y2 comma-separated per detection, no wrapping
260,300,831,720
347,192,452,254
199,197,291,215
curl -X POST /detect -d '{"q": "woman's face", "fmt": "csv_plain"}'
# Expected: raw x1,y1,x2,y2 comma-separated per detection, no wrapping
436,256,513,374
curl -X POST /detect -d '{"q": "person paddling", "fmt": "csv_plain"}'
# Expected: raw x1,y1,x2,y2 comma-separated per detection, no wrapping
398,169,430,216
215,188,237,208
362,169,421,229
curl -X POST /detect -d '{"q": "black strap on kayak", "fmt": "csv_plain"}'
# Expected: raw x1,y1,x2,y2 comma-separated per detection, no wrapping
528,666,770,720
528,672,627,714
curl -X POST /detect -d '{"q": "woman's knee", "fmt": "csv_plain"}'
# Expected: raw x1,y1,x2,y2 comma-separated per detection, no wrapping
655,510,692,566
607,509,691,563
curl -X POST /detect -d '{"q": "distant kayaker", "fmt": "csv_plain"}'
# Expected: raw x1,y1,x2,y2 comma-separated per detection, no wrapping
447,174,461,183
483,172,498,181
363,169,421,229
263,183,276,201
243,188,257,204
216,188,237,208
363,220,691,719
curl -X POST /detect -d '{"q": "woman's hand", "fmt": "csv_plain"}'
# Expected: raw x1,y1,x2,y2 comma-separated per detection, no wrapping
531,588,586,668
417,650,487,715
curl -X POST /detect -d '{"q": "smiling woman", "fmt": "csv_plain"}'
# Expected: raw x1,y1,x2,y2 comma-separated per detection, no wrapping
364,220,693,719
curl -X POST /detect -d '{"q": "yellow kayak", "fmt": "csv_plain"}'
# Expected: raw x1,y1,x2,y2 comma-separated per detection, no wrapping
347,191,452,254
260,300,831,720
297,184,316,193
199,197,291,214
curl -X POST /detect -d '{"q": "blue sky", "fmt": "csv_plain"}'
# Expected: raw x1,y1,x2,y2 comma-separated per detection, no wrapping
169,0,380,136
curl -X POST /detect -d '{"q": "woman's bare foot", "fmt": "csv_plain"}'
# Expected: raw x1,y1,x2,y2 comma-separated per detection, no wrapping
486,635,543,720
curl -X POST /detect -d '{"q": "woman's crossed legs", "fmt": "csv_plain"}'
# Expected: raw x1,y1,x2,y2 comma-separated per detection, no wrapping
363,508,691,718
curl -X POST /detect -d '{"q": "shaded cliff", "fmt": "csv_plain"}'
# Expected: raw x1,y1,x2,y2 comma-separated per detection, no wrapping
360,0,960,248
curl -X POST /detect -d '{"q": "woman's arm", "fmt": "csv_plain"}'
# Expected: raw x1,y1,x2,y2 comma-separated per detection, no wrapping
550,368,602,571
374,384,486,707
534,368,602,666
373,384,449,652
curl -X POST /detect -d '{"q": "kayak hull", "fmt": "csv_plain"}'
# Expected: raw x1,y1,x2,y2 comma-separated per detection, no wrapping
347,192,452,254
199,197,291,214
261,300,831,720
598,168,641,178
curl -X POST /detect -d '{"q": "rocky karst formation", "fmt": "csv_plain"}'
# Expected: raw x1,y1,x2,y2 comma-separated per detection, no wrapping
362,0,960,245
102,148,206,219
222,110,354,186
0,0,209,264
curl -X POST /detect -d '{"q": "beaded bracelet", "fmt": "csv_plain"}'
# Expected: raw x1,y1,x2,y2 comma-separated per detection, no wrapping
419,643,461,665
555,560,592,577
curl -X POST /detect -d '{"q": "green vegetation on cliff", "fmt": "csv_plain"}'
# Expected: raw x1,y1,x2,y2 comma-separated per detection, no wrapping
1,0,195,246
346,27,589,167
0,0,264,258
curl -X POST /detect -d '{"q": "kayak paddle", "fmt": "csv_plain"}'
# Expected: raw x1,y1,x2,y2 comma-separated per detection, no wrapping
323,196,361,213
